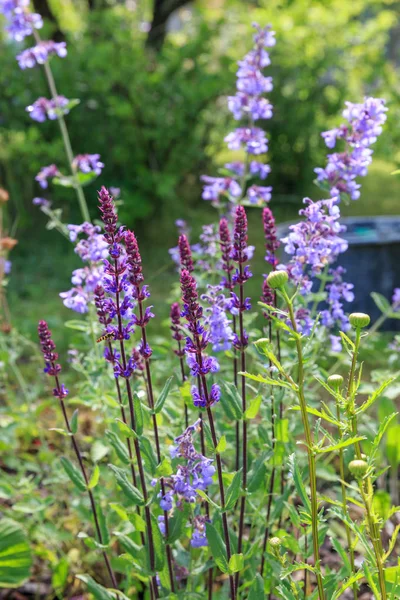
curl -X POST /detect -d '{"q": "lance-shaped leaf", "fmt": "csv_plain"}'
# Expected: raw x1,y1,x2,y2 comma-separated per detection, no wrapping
221,381,243,420
76,575,129,600
316,436,365,454
205,522,229,573
168,503,190,545
151,515,165,572
356,375,398,414
371,291,392,315
228,553,244,574
60,457,86,492
248,574,265,600
88,465,100,490
241,371,294,391
244,395,262,420
105,430,130,465
371,412,398,461
133,392,144,436
225,470,242,510
154,376,173,413
108,464,144,505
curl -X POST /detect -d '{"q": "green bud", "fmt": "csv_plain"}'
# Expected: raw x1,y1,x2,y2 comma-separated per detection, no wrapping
348,459,368,478
349,312,370,329
327,374,344,389
267,270,288,290
269,536,281,548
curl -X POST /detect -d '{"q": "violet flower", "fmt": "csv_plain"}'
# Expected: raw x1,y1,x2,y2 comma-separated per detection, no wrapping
201,23,275,207
73,154,104,176
17,40,67,69
315,97,387,201
201,285,233,352
35,164,60,189
26,96,70,122
1,0,43,42
180,268,221,408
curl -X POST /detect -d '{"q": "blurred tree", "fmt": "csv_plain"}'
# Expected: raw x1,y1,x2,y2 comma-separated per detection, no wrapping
146,0,194,51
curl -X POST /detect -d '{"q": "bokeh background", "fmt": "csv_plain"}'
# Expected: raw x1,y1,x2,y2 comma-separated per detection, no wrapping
1,0,400,350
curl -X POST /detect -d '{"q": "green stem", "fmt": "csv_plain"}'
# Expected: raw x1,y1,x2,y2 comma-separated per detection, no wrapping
335,400,357,599
347,329,387,599
282,289,325,600
32,30,90,223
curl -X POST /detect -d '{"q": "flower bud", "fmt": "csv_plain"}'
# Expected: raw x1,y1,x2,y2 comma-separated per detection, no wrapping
327,374,344,390
267,270,288,290
269,536,281,548
349,313,370,329
348,459,368,478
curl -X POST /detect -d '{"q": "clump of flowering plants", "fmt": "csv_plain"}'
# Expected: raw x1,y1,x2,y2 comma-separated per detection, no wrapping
3,7,399,599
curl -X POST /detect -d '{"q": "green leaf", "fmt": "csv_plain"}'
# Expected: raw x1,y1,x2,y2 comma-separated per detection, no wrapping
105,430,130,465
371,292,392,315
221,382,243,420
131,512,146,533
372,490,391,521
133,393,144,436
225,470,242,510
52,557,68,594
64,319,89,332
289,405,341,427
205,522,229,573
244,395,262,420
76,575,127,600
196,490,221,511
168,503,190,545
97,504,110,546
70,409,79,434
91,441,109,463
247,453,269,493
151,514,165,572
317,436,365,454
241,372,294,391
248,574,265,600
275,418,289,443
156,457,173,477
339,331,355,354
60,457,86,492
216,435,227,454
288,454,311,515
115,419,135,439
386,424,400,468
371,413,398,461
228,553,244,574
0,519,32,587
108,464,144,505
140,436,158,475
88,465,100,490
356,376,398,414
154,376,174,413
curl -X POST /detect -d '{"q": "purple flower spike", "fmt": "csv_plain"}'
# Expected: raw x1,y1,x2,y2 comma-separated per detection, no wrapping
263,207,279,268
232,205,249,264
178,235,194,273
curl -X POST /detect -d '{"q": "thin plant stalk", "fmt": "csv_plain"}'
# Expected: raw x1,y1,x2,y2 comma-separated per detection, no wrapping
260,319,276,577
32,29,90,222
135,290,175,592
51,368,118,589
282,288,326,600
112,260,159,599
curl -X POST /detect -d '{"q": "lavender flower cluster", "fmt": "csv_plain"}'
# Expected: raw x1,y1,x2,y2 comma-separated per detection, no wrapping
315,97,387,201
201,24,275,207
60,223,108,314
0,0,42,42
26,96,70,122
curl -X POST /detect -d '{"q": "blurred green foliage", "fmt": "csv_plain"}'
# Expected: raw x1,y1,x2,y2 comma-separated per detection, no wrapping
1,0,400,235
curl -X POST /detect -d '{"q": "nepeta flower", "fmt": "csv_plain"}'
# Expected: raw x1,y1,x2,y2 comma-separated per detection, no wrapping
201,23,275,206
392,288,400,310
35,164,59,189
169,420,216,502
26,96,70,122
202,286,233,352
17,40,67,69
191,383,220,408
73,154,104,176
1,0,43,42
315,97,387,201
282,197,347,293
32,197,51,209
191,515,209,548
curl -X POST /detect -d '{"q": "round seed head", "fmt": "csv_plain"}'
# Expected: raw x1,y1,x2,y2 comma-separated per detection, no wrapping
269,536,282,548
349,459,368,478
327,374,344,389
349,313,370,329
267,270,288,289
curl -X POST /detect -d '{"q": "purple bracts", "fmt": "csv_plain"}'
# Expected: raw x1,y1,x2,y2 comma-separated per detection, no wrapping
38,320,68,397
263,207,279,268
178,235,194,273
